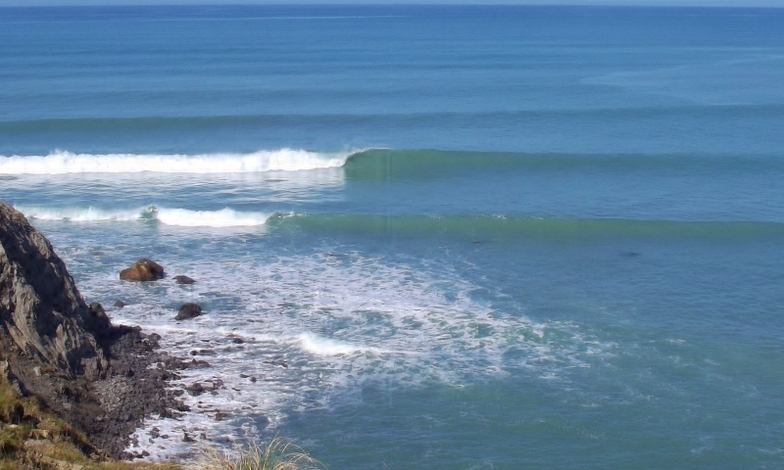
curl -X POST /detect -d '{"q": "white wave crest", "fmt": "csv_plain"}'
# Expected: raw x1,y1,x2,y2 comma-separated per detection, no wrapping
0,149,353,175
15,205,271,227
14,205,143,222
154,207,270,227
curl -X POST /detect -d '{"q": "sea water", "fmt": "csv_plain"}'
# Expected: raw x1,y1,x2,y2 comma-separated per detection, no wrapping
1,5,784,468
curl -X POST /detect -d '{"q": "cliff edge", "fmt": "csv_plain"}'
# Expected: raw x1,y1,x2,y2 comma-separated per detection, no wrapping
0,200,185,459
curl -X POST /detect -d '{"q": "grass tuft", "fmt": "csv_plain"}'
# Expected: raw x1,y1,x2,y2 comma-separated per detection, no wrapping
201,436,326,470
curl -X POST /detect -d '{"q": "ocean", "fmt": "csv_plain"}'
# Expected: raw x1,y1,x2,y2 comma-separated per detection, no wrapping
1,4,784,468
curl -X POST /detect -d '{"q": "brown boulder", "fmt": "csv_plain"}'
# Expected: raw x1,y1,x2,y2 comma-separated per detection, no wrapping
119,258,164,282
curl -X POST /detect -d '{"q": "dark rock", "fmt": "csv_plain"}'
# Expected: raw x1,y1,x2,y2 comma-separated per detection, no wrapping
214,411,229,421
188,358,210,368
175,303,203,321
209,379,224,390
183,433,195,443
264,357,289,369
186,382,205,396
87,302,112,339
119,258,165,282
114,300,126,309
231,337,244,344
174,275,196,285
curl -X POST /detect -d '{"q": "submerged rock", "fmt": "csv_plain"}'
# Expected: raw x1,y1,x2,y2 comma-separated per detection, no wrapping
119,258,165,282
185,382,205,396
174,275,196,285
175,302,203,321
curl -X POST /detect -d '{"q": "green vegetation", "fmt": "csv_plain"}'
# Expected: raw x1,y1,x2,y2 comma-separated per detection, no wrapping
200,437,325,470
0,376,321,470
0,370,171,469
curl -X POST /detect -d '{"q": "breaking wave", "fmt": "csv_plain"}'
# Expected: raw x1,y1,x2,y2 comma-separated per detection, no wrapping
16,205,271,227
0,148,359,175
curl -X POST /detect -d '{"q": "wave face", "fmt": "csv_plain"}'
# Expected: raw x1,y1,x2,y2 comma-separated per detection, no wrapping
270,214,784,241
4,147,779,178
0,149,356,175
344,148,784,180
16,205,272,227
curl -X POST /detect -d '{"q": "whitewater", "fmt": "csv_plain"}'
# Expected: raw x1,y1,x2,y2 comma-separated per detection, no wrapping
0,149,355,174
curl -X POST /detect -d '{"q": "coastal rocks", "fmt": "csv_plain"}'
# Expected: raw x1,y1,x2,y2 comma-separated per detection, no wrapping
175,302,203,321
173,275,196,285
185,378,222,397
185,382,205,396
0,201,187,459
0,201,109,379
119,258,164,282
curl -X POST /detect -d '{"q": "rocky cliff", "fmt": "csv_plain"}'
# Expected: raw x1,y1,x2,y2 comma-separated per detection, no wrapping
0,200,110,380
0,200,185,459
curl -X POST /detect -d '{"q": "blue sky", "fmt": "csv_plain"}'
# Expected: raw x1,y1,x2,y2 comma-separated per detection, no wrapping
3,0,784,6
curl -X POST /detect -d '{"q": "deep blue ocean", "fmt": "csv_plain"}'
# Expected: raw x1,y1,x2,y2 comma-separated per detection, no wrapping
2,4,784,468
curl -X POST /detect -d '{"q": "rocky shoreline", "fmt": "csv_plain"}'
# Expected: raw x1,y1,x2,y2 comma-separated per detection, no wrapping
0,200,193,459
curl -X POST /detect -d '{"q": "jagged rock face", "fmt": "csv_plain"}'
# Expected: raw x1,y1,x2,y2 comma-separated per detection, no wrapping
0,201,108,379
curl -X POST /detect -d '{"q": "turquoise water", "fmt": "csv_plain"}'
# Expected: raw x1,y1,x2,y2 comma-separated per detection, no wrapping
2,5,784,468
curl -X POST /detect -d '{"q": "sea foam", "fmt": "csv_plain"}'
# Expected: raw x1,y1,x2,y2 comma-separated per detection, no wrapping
0,149,354,174
61,247,614,460
298,332,373,356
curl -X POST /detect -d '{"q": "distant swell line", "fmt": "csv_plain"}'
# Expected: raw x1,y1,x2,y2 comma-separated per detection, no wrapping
1,105,783,131
18,206,784,239
0,149,362,175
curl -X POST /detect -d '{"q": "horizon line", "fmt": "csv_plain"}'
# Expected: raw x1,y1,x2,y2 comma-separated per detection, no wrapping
2,2,784,7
